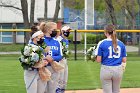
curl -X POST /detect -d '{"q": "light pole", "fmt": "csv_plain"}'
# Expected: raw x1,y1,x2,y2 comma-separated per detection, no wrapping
84,0,94,61
84,0,87,61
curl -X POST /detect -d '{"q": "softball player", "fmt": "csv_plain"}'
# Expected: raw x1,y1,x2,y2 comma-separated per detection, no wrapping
24,30,47,93
40,22,63,93
56,25,71,93
95,24,127,93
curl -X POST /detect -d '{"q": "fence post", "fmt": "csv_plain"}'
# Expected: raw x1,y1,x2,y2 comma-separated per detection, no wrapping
74,30,77,60
12,23,17,44
138,36,140,55
24,31,26,46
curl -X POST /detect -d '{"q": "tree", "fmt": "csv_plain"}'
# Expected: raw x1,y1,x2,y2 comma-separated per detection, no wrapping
115,0,138,45
104,0,117,25
53,0,61,22
137,0,140,55
44,0,48,21
20,0,30,44
63,0,84,10
30,0,35,26
109,0,140,54
128,0,137,45
0,0,22,11
1,0,65,43
0,0,21,44
0,0,31,44
12,23,17,44
95,0,105,11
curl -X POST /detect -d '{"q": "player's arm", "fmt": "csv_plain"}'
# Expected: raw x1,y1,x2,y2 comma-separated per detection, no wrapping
122,57,127,71
122,57,127,63
122,44,127,63
122,44,127,71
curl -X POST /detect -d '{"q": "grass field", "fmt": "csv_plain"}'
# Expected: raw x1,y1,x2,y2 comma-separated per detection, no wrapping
0,54,140,93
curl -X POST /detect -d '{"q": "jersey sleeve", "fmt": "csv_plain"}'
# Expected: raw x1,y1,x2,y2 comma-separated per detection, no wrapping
95,41,103,56
58,40,63,56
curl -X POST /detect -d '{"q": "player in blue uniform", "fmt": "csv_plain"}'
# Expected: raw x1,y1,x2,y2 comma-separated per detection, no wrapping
23,29,48,93
40,22,63,93
95,24,127,93
56,25,71,93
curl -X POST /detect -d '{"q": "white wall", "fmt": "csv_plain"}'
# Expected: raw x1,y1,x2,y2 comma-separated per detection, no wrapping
0,0,63,23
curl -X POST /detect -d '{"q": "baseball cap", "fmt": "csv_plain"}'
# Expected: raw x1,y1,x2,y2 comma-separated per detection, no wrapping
61,25,71,32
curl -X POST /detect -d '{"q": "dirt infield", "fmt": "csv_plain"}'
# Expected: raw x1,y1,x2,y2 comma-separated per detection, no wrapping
66,88,140,93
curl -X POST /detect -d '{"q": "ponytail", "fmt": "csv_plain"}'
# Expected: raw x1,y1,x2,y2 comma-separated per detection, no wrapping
111,31,117,53
104,24,118,53
39,22,47,33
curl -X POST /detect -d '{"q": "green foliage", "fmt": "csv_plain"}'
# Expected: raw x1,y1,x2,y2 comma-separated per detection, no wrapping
64,0,106,11
81,33,105,44
61,41,70,58
95,0,140,14
68,33,105,44
113,0,139,13
94,0,106,11
64,0,84,9
39,42,47,49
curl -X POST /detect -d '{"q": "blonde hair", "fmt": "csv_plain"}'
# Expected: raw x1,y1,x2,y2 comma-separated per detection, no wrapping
39,22,57,33
104,24,117,52
39,22,47,33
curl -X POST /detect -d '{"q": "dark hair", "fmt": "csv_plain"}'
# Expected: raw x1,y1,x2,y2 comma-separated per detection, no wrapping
104,24,117,52
30,25,38,36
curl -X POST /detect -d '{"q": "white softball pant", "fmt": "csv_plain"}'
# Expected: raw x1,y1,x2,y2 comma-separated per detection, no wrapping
24,70,46,93
56,59,68,93
100,65,124,93
44,66,60,93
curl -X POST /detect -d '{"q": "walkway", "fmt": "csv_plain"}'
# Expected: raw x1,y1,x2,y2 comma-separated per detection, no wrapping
0,46,138,54
66,88,140,93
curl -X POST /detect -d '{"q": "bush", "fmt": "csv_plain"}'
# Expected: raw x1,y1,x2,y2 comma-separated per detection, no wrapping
68,34,73,43
68,33,105,44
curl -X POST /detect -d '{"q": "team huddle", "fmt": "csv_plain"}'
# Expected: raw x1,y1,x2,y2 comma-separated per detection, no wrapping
19,23,127,93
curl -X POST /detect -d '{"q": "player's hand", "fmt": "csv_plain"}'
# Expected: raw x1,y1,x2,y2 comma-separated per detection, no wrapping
45,55,53,63
43,60,49,66
122,62,126,72
44,46,50,52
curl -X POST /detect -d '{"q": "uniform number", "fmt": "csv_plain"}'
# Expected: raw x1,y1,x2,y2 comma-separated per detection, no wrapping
108,46,121,58
48,51,52,56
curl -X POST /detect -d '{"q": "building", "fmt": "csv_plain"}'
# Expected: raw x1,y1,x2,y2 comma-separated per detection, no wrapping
0,0,63,43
